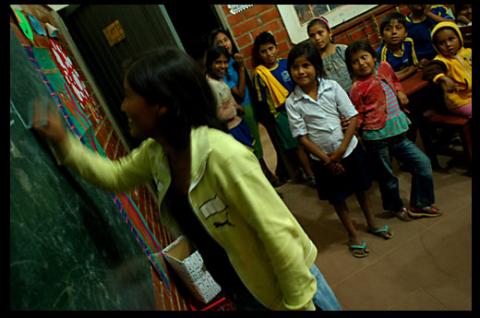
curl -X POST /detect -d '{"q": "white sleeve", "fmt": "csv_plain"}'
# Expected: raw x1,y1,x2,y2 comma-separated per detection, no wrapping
285,96,307,138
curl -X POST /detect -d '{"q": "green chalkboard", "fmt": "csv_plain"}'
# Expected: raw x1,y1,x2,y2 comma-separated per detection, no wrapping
10,27,155,310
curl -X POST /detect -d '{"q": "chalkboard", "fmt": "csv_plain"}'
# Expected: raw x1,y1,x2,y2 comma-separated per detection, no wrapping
10,27,155,310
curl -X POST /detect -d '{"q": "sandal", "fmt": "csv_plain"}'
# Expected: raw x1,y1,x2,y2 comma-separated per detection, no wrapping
368,224,393,240
408,206,441,218
349,240,369,258
392,207,412,221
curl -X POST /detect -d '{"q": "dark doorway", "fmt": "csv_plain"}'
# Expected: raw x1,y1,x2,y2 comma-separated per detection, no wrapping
163,4,222,69
59,5,179,147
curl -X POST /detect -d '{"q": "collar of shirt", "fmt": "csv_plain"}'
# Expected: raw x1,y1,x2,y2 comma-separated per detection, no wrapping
291,77,333,104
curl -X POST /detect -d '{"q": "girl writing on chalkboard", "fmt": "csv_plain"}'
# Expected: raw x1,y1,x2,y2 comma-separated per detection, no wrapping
33,47,341,311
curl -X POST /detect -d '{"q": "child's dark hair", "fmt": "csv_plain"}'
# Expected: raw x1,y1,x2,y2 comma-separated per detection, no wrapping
207,28,238,56
287,40,324,78
124,47,226,148
307,17,330,34
345,40,377,77
380,11,407,34
205,45,229,76
252,31,277,67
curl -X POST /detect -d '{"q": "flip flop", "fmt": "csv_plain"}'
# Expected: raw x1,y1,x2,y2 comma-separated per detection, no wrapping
349,240,369,258
368,224,393,240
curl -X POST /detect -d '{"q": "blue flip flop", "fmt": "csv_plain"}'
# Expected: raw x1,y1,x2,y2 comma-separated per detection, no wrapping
349,240,369,258
368,224,393,240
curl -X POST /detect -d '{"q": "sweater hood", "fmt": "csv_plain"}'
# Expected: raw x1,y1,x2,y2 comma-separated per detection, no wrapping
431,21,464,53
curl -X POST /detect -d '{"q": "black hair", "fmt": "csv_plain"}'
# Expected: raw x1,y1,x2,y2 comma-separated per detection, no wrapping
205,45,229,76
307,17,330,34
124,47,227,149
344,40,377,77
380,11,408,34
252,31,277,67
287,40,324,79
207,28,238,56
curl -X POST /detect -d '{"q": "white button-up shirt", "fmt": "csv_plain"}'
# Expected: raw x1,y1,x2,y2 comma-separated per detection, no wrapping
285,77,358,161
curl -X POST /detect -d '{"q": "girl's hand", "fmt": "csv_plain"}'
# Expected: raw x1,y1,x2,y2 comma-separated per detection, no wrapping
31,98,67,146
397,91,409,107
328,146,345,163
233,53,244,66
439,76,457,93
326,162,346,175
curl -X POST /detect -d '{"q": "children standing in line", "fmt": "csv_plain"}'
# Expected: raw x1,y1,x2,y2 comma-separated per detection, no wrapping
423,21,472,118
205,46,255,148
252,31,315,186
285,41,393,258
346,40,441,219
377,12,420,81
306,17,352,93
208,28,278,185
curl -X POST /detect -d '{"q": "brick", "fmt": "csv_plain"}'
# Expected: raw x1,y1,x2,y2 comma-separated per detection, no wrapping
259,7,280,24
263,19,282,34
236,33,252,49
277,41,291,55
227,11,246,26
242,5,272,19
232,17,263,37
273,29,290,44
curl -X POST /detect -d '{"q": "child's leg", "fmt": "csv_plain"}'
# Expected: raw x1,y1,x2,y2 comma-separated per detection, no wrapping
356,190,393,239
390,136,436,209
333,201,361,244
333,201,369,257
355,190,377,228
364,139,404,212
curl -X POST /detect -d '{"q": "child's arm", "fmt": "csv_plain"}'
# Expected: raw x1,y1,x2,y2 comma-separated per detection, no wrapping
395,65,418,81
230,53,247,101
422,60,457,93
329,116,358,163
424,5,452,23
298,135,343,175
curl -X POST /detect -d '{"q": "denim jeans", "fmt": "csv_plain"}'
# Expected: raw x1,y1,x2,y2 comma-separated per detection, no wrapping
229,264,341,311
311,264,342,310
364,134,435,211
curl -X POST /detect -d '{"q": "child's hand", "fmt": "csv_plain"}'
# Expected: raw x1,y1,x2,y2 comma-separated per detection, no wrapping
328,147,345,163
419,59,430,68
233,53,244,66
31,98,67,146
397,91,409,107
439,76,457,93
327,162,346,176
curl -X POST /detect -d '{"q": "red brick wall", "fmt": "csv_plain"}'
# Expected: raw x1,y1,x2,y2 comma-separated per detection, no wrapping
223,4,292,71
223,4,407,75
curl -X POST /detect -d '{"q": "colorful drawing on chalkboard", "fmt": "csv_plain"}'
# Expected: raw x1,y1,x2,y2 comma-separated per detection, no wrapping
16,31,170,291
13,9,34,42
49,38,103,122
27,13,47,36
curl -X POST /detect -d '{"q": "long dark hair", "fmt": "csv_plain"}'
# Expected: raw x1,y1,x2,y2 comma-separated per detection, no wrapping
205,46,229,77
124,47,227,149
287,40,324,79
207,28,239,56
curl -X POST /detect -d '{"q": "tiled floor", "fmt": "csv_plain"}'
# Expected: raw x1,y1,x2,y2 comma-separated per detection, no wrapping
259,124,472,310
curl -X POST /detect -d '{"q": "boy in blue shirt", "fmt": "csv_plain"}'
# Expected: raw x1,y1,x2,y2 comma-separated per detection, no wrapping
377,12,419,81
406,4,451,62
